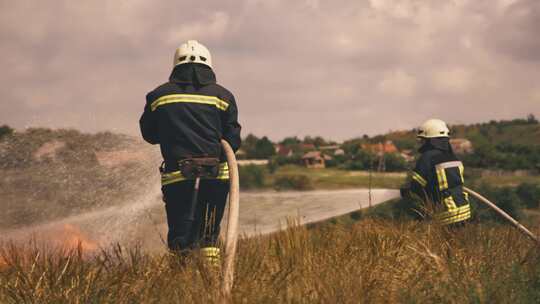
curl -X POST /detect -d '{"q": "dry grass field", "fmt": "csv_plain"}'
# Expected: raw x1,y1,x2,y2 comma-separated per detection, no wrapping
1,219,539,303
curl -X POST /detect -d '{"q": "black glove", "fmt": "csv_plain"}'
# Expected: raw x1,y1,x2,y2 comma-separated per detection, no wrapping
400,187,411,199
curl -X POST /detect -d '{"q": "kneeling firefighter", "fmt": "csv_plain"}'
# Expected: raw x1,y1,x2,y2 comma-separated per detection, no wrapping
139,40,241,262
401,119,471,226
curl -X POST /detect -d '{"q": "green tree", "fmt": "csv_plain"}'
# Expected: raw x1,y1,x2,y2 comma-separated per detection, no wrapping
0,124,13,139
239,165,266,189
242,134,259,158
253,136,275,159
385,153,408,172
527,113,538,124
280,136,301,146
516,183,540,209
312,136,328,147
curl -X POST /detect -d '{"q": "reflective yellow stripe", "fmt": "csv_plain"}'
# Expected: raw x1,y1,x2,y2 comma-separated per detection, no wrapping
161,171,185,186
438,210,471,225
216,162,229,180
161,162,230,186
434,204,471,225
151,94,229,111
443,196,458,210
201,247,220,266
411,172,427,187
201,247,220,257
436,167,448,190
215,99,229,111
435,204,470,219
459,164,465,183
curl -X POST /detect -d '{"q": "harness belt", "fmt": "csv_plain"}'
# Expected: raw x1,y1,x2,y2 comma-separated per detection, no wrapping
161,162,230,186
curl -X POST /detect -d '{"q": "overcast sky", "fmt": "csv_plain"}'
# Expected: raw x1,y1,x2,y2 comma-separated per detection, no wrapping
1,0,539,141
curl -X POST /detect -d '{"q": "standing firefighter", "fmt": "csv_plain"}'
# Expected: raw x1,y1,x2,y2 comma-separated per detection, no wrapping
139,40,241,263
401,119,471,226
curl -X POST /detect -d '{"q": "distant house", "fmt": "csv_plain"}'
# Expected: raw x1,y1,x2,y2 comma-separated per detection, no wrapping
361,140,399,156
275,144,294,157
319,145,345,156
361,140,401,172
302,151,332,169
301,143,316,151
450,138,474,154
334,148,345,156
400,149,415,162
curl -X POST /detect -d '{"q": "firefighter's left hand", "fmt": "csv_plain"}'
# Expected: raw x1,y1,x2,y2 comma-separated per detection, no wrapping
400,187,411,199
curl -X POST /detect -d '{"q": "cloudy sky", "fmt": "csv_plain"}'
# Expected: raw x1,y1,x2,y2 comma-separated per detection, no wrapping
1,0,539,141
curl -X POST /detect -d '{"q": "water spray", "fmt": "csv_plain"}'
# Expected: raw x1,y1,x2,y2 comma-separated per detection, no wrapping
220,139,240,299
464,187,539,245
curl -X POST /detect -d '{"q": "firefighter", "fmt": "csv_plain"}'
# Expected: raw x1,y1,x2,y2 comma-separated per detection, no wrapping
139,40,241,263
400,119,471,226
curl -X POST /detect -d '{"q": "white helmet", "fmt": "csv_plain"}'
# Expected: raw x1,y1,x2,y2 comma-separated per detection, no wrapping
417,119,450,138
173,40,212,68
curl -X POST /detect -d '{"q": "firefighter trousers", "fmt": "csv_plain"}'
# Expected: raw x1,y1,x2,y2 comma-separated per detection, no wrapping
161,179,229,251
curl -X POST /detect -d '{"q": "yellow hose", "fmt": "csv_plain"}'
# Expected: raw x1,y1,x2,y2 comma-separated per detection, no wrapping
220,140,240,300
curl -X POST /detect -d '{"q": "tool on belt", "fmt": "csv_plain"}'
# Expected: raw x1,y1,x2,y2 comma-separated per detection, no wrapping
178,157,220,221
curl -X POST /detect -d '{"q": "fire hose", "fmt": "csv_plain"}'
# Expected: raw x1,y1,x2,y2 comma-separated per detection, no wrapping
464,187,539,245
220,139,240,299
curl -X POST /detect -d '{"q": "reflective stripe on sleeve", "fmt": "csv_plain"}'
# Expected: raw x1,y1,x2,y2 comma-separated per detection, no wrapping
151,94,229,112
411,171,427,187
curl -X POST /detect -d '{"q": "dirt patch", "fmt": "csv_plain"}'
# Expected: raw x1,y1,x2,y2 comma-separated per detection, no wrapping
95,150,149,168
33,140,66,161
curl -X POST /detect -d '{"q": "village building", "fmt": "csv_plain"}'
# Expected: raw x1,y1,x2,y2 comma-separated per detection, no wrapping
301,143,316,151
319,145,345,156
450,138,474,154
361,140,399,156
400,149,415,162
361,140,401,172
334,148,345,156
301,151,332,169
275,144,294,157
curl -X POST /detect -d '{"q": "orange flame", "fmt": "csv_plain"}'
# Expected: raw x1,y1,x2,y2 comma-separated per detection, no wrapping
53,224,98,252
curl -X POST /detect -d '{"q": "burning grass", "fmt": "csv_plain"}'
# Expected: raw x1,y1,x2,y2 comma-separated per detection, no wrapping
1,219,539,303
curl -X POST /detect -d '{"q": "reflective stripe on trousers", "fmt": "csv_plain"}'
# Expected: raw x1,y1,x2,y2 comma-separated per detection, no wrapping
201,247,220,266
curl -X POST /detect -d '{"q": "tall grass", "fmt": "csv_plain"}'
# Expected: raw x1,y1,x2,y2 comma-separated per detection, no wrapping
1,220,539,303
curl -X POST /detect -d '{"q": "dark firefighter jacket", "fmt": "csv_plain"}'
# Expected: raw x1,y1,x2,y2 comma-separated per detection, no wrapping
139,63,241,176
406,138,471,225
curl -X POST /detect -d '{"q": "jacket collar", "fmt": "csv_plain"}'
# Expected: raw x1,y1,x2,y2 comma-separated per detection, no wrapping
169,63,216,85
419,137,453,154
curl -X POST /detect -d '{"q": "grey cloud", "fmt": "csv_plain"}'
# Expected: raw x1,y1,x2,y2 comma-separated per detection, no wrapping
0,0,539,141
486,0,540,62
